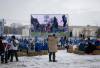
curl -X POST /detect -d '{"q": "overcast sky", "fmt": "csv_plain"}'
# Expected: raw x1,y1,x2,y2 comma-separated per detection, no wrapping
0,0,100,26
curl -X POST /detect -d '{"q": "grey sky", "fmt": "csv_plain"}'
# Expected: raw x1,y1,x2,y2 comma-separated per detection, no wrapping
0,0,100,26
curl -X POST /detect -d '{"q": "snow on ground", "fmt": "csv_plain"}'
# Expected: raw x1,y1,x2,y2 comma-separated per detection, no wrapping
0,50,100,68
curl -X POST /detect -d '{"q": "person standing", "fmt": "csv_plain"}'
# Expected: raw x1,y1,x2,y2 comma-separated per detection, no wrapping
9,36,19,62
64,36,69,51
52,17,58,32
60,37,64,48
2,40,10,63
48,34,58,62
62,15,67,27
0,36,5,63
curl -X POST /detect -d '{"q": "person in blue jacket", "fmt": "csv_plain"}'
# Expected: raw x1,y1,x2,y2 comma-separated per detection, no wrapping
60,37,64,48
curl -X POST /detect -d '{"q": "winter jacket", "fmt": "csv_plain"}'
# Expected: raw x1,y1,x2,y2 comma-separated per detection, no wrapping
9,40,19,50
0,40,5,55
48,36,58,52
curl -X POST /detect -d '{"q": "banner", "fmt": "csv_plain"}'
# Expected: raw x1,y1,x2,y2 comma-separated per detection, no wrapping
31,14,69,37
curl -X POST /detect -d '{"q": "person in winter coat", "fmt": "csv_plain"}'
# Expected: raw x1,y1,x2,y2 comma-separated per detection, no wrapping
8,36,19,62
85,38,96,54
48,34,58,62
2,40,11,63
0,36,5,63
60,37,64,48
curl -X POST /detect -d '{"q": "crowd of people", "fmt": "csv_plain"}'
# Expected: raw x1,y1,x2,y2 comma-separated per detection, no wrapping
0,34,58,63
78,37,99,54
0,34,100,63
0,36,19,63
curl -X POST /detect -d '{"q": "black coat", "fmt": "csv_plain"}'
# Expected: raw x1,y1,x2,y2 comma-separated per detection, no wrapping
85,41,96,54
0,41,5,55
